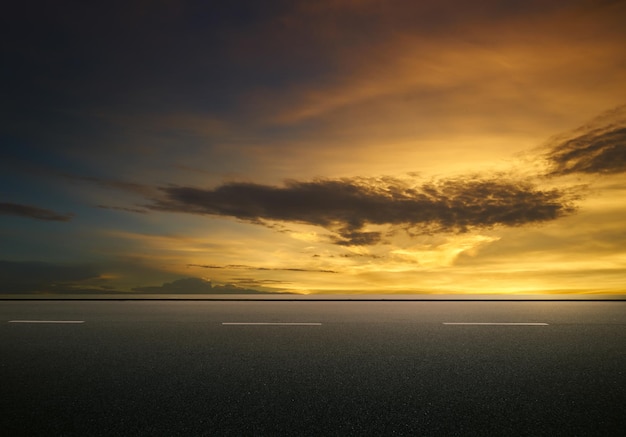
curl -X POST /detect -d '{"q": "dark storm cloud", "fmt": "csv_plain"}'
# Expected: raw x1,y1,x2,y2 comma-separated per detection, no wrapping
150,176,576,245
0,202,74,222
545,105,626,176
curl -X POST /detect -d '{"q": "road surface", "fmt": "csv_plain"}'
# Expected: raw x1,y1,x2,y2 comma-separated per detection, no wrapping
1,300,625,436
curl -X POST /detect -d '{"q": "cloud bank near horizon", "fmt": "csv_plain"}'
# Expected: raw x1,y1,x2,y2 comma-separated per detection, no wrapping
131,277,287,294
0,261,285,295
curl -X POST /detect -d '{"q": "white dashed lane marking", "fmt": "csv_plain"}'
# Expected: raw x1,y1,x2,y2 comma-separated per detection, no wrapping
222,322,322,326
443,322,548,326
8,320,85,324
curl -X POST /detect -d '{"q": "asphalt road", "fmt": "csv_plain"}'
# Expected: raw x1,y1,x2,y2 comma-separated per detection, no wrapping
1,300,625,437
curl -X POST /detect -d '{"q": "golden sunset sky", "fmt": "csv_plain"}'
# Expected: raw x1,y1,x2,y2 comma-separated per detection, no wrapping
1,0,625,295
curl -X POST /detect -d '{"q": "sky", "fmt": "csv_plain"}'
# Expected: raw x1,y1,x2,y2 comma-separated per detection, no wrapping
1,0,625,295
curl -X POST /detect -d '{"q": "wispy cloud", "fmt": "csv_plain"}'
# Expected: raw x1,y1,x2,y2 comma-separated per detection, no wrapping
229,277,291,287
69,175,157,197
544,105,626,176
188,264,337,273
97,205,149,214
0,202,74,222
150,175,576,245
